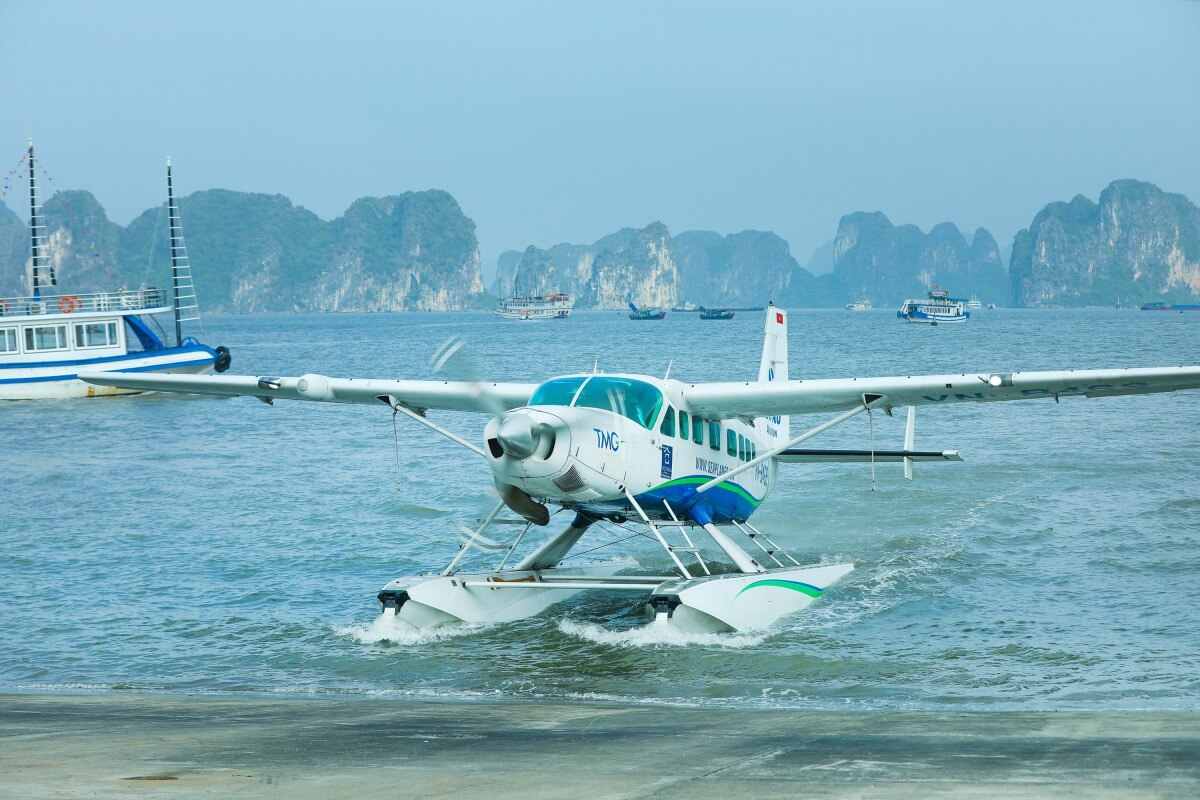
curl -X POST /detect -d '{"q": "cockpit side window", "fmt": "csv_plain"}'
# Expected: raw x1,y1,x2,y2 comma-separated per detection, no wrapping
659,407,676,437
573,377,665,430
529,376,587,407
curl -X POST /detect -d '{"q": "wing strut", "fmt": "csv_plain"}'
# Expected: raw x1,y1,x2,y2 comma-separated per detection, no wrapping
382,394,487,458
903,406,916,481
695,393,888,495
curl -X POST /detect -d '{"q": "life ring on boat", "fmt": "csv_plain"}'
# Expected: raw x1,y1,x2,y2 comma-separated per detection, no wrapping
57,295,80,313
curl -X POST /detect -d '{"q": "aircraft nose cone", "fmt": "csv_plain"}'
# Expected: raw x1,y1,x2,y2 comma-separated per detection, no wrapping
497,413,538,458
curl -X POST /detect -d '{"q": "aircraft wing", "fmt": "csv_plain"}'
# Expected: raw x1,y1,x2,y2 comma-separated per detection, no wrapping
78,371,538,414
682,366,1200,418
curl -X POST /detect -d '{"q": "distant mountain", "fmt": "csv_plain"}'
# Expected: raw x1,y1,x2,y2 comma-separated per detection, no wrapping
827,213,1007,306
497,223,681,309
501,216,1002,310
1010,179,1200,306
673,230,791,307
805,238,835,275
0,189,490,311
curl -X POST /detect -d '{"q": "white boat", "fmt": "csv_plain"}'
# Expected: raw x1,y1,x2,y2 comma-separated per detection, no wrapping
0,143,227,400
966,296,983,310
493,292,573,320
845,299,872,311
896,286,969,325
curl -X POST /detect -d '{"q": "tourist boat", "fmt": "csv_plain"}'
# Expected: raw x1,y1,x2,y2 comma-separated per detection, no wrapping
699,308,734,320
628,302,667,320
896,286,969,324
0,142,228,400
966,296,983,310
493,292,573,320
1140,301,1200,312
844,300,872,311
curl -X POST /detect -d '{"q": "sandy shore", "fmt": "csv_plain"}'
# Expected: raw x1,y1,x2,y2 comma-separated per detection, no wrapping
1,694,1198,799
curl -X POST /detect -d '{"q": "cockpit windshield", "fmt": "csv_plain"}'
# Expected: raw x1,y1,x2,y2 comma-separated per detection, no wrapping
572,377,664,430
528,376,587,407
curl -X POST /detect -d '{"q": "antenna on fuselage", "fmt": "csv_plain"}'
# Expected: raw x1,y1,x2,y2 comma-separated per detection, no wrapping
664,358,673,380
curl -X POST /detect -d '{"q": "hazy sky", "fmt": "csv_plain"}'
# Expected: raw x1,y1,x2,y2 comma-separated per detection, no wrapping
2,0,1198,279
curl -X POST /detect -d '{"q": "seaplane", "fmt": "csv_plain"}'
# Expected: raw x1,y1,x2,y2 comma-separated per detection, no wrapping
81,305,1200,634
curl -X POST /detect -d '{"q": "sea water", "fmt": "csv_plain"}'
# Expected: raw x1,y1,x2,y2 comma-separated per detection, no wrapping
2,308,1198,710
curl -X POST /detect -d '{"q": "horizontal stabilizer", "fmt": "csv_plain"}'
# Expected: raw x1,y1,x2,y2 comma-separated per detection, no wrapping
776,448,963,464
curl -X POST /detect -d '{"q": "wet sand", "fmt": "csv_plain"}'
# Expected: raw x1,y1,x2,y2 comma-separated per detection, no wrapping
2,694,1198,799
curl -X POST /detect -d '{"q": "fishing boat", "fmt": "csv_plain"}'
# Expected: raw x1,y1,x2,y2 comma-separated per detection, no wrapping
493,292,573,320
844,299,872,311
628,302,666,320
896,286,969,325
699,308,734,320
0,142,228,400
966,296,983,310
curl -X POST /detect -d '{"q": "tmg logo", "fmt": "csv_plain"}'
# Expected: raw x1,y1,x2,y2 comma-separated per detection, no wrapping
593,428,620,451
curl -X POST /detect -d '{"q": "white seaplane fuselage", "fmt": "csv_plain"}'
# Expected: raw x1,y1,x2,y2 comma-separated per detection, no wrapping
484,374,778,525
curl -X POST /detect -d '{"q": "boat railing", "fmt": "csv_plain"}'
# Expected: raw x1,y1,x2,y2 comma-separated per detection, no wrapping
0,288,170,318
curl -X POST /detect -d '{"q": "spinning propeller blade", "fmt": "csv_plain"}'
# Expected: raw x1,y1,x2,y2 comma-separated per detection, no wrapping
430,336,510,418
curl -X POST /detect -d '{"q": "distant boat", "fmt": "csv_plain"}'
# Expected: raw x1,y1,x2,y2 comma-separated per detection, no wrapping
700,308,734,320
1140,301,1200,312
844,300,872,311
897,286,969,325
987,303,997,310
494,292,573,320
0,143,228,400
671,300,700,312
628,302,667,320
966,296,983,310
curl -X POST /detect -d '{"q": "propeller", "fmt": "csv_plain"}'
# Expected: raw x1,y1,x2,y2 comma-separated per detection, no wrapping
430,335,511,417
431,336,551,526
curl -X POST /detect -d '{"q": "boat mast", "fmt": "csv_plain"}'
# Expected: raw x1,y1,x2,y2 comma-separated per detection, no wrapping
166,157,200,345
27,139,54,299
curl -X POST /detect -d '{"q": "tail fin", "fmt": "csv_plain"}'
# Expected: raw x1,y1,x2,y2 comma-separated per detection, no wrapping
759,302,789,437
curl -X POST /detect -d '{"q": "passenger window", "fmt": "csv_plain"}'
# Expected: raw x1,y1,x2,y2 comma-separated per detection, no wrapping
0,328,16,353
660,407,676,437
74,321,118,348
738,434,746,461
693,417,704,445
24,324,67,351
678,411,689,441
709,421,720,451
727,428,737,457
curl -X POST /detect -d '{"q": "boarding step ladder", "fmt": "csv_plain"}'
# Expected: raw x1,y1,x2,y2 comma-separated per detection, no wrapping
623,492,711,579
728,520,802,568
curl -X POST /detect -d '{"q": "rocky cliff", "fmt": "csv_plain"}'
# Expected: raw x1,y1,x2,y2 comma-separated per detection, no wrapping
0,189,489,311
828,213,1007,306
673,230,802,307
500,223,680,309
1010,180,1200,306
